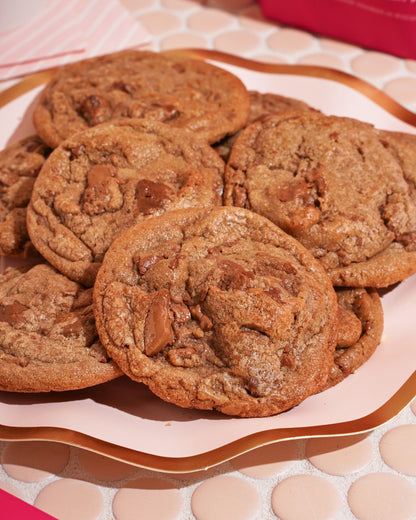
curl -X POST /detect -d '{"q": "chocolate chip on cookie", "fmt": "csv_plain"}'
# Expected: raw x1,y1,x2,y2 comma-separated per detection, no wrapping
0,263,121,392
0,135,51,257
322,287,384,389
224,111,416,287
93,206,338,417
27,119,224,287
33,50,251,148
214,90,317,162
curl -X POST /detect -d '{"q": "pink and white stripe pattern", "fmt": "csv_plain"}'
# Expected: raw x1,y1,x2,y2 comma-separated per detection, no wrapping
0,0,151,80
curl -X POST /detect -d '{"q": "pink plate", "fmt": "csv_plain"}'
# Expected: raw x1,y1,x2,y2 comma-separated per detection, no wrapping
0,50,415,473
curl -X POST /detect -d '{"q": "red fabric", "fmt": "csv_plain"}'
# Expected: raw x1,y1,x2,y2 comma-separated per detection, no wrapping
259,0,416,59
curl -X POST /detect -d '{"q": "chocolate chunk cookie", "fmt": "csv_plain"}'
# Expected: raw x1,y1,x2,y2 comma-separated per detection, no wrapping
0,263,121,392
323,287,384,389
33,50,251,148
93,206,338,418
224,111,416,287
27,118,224,287
248,90,315,121
0,135,51,256
378,129,416,191
214,90,316,161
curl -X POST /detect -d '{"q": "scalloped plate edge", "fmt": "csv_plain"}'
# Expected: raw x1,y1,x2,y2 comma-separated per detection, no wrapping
0,49,415,473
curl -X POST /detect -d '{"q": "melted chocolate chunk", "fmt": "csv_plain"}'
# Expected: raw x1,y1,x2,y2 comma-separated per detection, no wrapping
277,179,315,205
83,164,122,215
135,179,172,215
112,81,135,95
87,164,115,186
190,304,213,331
171,303,191,324
217,259,254,291
136,254,163,275
0,302,28,327
80,94,112,126
143,289,174,356
60,315,92,337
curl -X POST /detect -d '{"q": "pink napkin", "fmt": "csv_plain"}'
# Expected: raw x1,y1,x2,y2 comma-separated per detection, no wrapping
0,0,151,81
0,489,58,520
259,0,416,60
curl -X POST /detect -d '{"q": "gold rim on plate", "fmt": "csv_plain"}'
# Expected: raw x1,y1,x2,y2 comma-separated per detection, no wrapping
0,49,415,473
0,372,414,473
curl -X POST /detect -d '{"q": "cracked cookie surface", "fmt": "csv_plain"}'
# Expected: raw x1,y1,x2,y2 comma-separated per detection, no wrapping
93,206,338,418
214,90,316,162
27,119,224,287
0,263,121,392
224,111,416,287
0,135,51,257
323,287,384,389
33,50,251,148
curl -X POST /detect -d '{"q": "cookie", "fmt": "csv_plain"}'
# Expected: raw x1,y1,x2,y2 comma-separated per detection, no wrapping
248,90,315,121
27,118,225,287
93,206,338,418
0,263,121,392
0,135,50,256
380,128,416,151
378,129,416,186
323,287,384,389
214,90,315,161
33,50,251,148
224,110,416,288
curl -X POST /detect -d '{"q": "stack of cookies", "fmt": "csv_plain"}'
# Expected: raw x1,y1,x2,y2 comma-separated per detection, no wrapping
0,50,414,417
